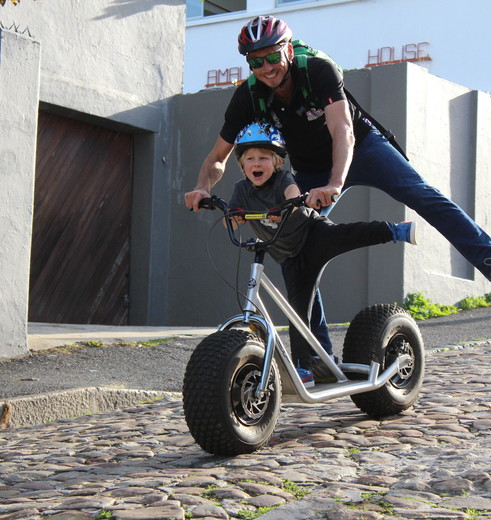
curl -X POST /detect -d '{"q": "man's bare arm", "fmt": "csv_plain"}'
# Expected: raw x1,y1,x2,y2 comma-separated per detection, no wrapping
185,136,234,211
306,100,354,209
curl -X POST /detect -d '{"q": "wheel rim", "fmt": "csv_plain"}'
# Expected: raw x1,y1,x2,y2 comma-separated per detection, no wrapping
231,364,272,426
385,334,415,388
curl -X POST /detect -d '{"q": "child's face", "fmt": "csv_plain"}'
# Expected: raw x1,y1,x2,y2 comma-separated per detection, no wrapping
241,148,276,187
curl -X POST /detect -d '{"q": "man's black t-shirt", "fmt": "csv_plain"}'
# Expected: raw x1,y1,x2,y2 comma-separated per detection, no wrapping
220,56,371,174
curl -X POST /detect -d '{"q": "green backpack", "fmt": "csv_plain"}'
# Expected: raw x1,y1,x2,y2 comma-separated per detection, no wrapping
246,39,408,160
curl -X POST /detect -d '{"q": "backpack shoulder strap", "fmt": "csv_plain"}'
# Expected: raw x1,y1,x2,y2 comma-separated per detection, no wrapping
295,54,313,104
247,74,268,121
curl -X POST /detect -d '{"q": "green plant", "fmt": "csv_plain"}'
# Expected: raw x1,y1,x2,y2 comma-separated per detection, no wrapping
459,295,490,310
344,492,394,516
95,511,114,520
346,447,360,456
283,479,310,499
372,498,394,515
237,507,276,519
83,340,104,347
402,292,459,320
138,396,165,405
400,291,490,321
136,338,173,347
200,484,219,499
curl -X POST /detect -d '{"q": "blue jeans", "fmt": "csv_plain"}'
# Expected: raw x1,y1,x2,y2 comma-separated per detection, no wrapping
294,129,491,352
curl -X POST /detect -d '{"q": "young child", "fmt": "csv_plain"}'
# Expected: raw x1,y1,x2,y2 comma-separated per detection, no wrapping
229,122,417,388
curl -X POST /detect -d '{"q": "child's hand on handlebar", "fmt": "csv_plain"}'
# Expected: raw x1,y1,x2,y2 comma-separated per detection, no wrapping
232,215,246,227
226,208,246,230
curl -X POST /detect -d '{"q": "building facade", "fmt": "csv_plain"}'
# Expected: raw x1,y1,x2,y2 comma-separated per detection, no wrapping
0,0,186,357
184,0,491,94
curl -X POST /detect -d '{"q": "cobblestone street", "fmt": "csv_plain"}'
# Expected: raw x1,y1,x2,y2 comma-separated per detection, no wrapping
1,343,491,520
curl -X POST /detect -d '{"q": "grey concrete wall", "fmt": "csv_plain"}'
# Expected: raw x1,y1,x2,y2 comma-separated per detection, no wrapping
0,30,40,358
402,65,489,302
170,62,490,327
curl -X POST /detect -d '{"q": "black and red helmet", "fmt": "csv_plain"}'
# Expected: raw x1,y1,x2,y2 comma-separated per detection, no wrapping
238,16,292,56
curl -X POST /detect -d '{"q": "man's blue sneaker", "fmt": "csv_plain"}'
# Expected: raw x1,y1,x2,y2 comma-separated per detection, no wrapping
391,221,417,245
296,367,315,388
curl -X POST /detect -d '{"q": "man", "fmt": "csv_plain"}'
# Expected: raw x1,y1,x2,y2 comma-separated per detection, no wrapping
229,121,416,386
185,15,491,359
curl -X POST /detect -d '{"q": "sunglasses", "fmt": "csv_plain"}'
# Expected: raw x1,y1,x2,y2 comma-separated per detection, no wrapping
247,50,284,69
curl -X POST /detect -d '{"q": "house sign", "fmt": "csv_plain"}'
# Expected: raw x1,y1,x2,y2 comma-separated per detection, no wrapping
365,42,431,67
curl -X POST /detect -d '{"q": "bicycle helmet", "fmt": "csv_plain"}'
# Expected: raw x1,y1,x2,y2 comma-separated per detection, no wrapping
234,122,287,159
238,16,292,55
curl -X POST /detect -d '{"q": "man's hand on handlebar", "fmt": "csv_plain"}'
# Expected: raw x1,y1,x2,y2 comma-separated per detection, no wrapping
306,185,341,209
185,189,210,212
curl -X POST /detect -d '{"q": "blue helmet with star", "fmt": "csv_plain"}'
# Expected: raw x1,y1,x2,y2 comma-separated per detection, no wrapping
234,122,287,160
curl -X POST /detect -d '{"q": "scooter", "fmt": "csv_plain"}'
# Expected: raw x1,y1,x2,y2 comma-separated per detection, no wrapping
183,195,425,456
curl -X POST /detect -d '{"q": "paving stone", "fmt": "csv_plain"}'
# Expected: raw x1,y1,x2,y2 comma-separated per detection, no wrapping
248,494,287,508
112,504,185,520
187,503,229,519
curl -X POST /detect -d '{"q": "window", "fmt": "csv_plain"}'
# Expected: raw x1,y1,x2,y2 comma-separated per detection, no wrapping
277,0,304,4
186,0,246,19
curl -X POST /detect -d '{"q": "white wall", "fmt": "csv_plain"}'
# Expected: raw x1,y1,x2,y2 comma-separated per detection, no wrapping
0,0,185,120
184,0,491,94
0,30,40,358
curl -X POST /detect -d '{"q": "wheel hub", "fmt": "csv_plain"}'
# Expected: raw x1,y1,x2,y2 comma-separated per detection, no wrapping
232,366,271,425
387,335,415,387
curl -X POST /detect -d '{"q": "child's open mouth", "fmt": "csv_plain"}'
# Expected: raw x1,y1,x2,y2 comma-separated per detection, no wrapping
253,171,263,178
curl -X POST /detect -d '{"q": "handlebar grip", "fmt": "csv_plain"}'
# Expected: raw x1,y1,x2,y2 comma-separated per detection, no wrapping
314,194,339,207
198,197,217,210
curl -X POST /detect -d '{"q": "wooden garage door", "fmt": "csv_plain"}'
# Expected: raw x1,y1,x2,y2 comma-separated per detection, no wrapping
29,111,133,325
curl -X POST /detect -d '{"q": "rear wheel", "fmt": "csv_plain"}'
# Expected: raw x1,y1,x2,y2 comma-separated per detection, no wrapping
183,329,281,456
342,304,425,417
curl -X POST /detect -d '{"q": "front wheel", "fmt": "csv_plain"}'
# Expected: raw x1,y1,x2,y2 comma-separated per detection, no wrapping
183,329,281,456
342,304,425,417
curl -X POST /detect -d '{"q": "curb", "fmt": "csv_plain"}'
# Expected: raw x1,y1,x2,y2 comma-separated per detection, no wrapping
3,341,490,429
4,387,179,428
427,338,491,353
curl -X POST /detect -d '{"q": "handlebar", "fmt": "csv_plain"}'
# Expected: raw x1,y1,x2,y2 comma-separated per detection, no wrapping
198,193,308,213
198,194,309,251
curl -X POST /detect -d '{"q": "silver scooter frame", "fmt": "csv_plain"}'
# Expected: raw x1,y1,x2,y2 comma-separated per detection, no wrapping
219,261,411,404
201,195,411,405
